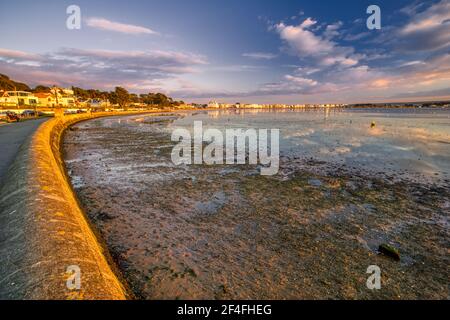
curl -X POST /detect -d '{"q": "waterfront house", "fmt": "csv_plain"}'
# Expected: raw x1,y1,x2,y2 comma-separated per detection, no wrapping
0,91,15,107
0,90,38,107
35,92,57,107
34,88,77,108
51,87,76,107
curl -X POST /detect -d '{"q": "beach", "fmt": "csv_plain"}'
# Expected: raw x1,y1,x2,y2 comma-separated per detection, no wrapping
63,108,450,299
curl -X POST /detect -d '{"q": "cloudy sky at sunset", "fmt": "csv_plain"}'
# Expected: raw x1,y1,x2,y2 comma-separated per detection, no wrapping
0,0,449,103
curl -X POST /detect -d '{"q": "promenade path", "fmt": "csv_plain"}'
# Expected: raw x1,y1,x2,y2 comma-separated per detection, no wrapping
0,118,48,186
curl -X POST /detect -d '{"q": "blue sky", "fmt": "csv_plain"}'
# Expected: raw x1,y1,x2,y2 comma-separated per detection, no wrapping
0,0,449,103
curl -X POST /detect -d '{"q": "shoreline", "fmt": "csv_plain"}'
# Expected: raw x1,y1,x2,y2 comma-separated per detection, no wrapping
1,108,448,299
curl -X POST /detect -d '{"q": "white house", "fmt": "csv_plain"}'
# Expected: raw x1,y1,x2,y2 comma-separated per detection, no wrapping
0,91,38,107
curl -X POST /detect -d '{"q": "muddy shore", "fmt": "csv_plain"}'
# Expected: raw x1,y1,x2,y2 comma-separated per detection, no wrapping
63,113,449,299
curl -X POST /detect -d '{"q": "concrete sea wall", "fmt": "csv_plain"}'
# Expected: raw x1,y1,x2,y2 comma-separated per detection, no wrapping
0,113,134,299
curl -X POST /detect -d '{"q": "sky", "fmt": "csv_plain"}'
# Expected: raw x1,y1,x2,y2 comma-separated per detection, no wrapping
0,0,449,104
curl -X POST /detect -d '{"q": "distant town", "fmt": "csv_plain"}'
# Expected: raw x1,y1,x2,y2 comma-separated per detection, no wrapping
204,100,450,109
1,74,449,114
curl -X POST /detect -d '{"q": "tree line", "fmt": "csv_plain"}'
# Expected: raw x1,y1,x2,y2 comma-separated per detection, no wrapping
71,86,185,108
0,74,184,108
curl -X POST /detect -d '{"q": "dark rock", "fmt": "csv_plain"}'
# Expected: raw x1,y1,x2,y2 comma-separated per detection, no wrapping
378,243,400,261
95,211,115,221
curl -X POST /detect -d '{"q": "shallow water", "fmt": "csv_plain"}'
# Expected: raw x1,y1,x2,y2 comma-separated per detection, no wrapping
63,108,450,299
169,108,450,183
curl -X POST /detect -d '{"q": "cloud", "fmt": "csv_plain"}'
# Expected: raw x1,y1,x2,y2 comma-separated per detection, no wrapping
275,21,333,56
399,1,430,17
400,0,450,33
300,17,317,29
0,48,42,61
387,53,450,86
343,31,370,41
323,21,343,39
274,19,358,67
86,17,159,35
390,87,450,100
242,52,278,60
387,0,450,52
208,64,267,72
284,75,318,87
0,47,207,92
254,80,336,96
57,48,207,71
295,67,321,75
240,17,382,98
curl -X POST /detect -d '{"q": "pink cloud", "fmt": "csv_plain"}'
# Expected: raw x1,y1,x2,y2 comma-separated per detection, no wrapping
0,48,42,60
86,17,159,35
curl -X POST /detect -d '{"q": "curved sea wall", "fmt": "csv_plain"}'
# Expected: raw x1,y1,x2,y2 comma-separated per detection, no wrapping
0,113,134,299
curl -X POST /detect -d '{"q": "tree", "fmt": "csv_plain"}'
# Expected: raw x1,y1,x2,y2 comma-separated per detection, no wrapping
129,93,140,104
109,87,130,108
72,87,90,100
0,74,31,91
141,92,172,107
33,85,51,93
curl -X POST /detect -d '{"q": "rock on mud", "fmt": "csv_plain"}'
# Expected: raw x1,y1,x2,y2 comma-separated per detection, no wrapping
378,243,401,261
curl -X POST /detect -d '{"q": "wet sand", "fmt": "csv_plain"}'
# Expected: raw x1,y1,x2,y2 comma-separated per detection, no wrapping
63,112,449,299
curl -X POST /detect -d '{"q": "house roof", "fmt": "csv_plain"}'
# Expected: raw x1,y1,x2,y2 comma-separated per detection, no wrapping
34,93,53,98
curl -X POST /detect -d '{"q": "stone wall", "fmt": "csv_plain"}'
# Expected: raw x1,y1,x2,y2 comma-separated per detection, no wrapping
0,113,134,299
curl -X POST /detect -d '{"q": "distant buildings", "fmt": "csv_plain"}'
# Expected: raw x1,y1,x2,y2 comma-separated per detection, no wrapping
208,101,220,108
203,101,348,109
79,98,110,110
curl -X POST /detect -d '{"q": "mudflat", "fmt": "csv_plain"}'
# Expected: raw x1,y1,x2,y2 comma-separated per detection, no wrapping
63,110,450,299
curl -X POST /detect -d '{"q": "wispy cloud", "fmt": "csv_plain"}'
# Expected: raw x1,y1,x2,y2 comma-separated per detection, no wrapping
401,0,450,33
86,17,159,35
343,31,370,41
0,47,207,91
323,21,343,39
208,64,267,72
242,52,278,60
371,0,450,52
0,48,42,61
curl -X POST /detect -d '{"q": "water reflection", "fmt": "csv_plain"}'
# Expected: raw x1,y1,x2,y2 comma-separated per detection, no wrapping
172,108,450,181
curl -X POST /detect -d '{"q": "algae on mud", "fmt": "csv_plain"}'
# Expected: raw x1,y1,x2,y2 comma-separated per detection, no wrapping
63,110,450,299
